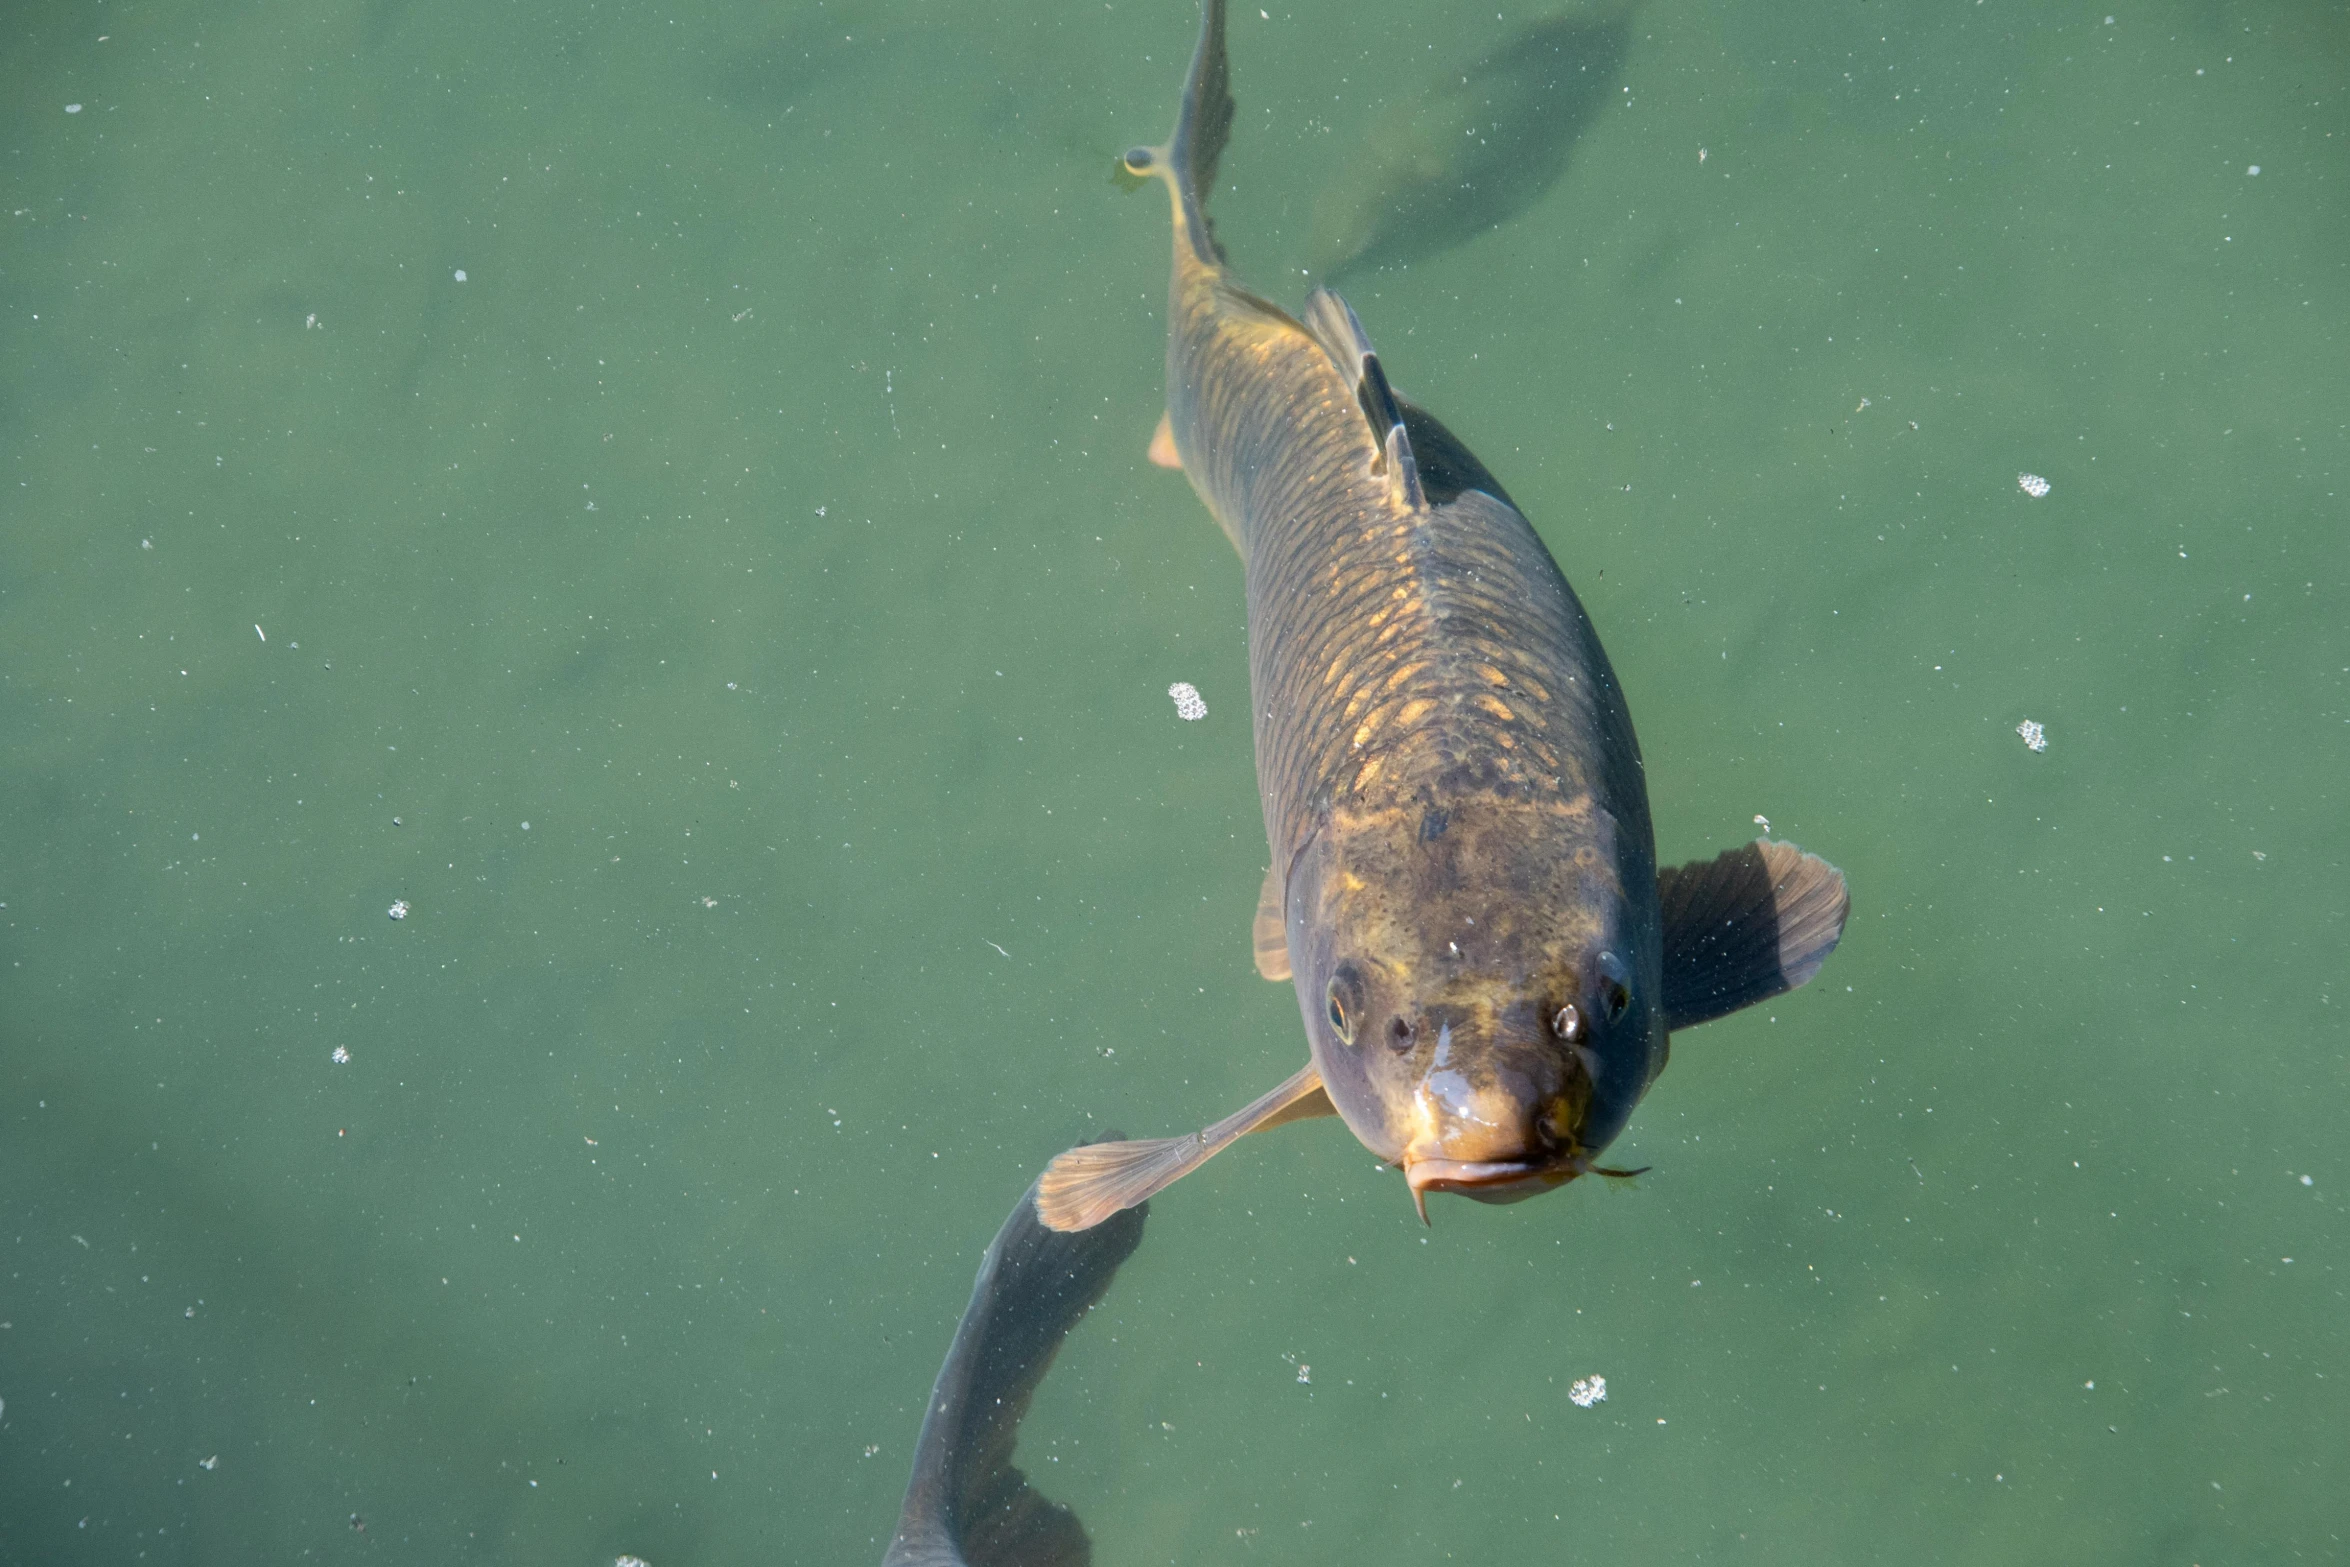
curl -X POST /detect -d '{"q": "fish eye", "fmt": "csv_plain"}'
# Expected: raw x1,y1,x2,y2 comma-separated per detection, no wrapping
1604,982,1630,1023
1123,146,1155,173
1552,1003,1584,1043
1325,966,1365,1046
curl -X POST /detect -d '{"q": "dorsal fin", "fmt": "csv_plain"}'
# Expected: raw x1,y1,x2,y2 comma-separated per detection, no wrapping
1302,287,1425,511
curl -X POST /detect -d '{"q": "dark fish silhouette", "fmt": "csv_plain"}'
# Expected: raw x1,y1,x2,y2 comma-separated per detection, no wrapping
1038,1,1846,1233
883,1159,1147,1567
1308,5,1634,282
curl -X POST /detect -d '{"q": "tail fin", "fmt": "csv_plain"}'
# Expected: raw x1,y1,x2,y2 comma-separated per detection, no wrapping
1121,0,1235,265
1171,0,1235,236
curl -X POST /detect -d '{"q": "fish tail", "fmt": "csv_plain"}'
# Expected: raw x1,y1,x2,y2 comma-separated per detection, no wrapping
1118,0,1233,265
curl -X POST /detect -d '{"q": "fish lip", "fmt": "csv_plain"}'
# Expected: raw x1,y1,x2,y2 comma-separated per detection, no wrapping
1403,1154,1580,1200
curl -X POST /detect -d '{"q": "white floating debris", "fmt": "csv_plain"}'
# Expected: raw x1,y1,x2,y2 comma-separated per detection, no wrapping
387,899,410,920
1167,680,1207,721
2018,472,2051,499
1568,1374,1608,1408
453,268,468,282
1295,1363,1311,1384
2017,719,2048,753
615,1557,651,1567
331,1046,350,1064
66,104,83,114
2247,165,2261,176
198,1454,218,1470
1753,813,1770,832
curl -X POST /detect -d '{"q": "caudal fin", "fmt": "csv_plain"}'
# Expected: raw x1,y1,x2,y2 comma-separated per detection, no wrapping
1170,0,1234,253
1122,0,1235,264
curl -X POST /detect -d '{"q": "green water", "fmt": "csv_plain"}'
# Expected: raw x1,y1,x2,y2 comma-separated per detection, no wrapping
4,0,2345,1560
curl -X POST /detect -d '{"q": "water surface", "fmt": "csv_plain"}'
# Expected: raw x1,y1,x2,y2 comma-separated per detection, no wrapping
3,0,2345,1561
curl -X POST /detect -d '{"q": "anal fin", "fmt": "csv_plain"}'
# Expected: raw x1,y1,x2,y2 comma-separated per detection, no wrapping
1035,1062,1333,1232
1658,839,1850,1032
1253,864,1290,981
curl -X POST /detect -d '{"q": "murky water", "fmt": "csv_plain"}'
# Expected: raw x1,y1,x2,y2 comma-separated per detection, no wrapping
3,0,2344,1561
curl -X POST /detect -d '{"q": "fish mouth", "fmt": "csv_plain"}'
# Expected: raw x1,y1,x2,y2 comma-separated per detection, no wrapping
1403,1155,1581,1222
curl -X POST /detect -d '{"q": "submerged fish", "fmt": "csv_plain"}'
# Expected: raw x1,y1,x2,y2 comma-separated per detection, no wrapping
1308,5,1633,282
883,1156,1146,1567
1039,0,1846,1234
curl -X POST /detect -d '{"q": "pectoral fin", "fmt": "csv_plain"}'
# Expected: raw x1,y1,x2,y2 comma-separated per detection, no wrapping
1658,839,1850,1032
1253,864,1291,981
1148,411,1182,469
1035,1062,1334,1232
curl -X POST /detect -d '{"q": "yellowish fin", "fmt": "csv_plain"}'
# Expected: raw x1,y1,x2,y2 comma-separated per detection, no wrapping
1148,411,1182,470
1036,1062,1333,1232
1252,864,1290,981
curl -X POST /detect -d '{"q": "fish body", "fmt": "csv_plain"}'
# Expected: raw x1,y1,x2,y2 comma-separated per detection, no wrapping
1039,0,1846,1232
1308,6,1634,282
885,1157,1146,1567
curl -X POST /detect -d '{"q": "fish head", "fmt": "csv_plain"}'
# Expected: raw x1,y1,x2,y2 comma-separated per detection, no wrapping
1285,794,1662,1217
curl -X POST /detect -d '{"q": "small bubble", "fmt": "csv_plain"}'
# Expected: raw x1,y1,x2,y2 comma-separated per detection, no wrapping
1168,680,1207,721
2018,472,2051,498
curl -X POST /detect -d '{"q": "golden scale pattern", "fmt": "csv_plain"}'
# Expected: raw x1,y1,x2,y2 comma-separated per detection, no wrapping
1169,276,1637,875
